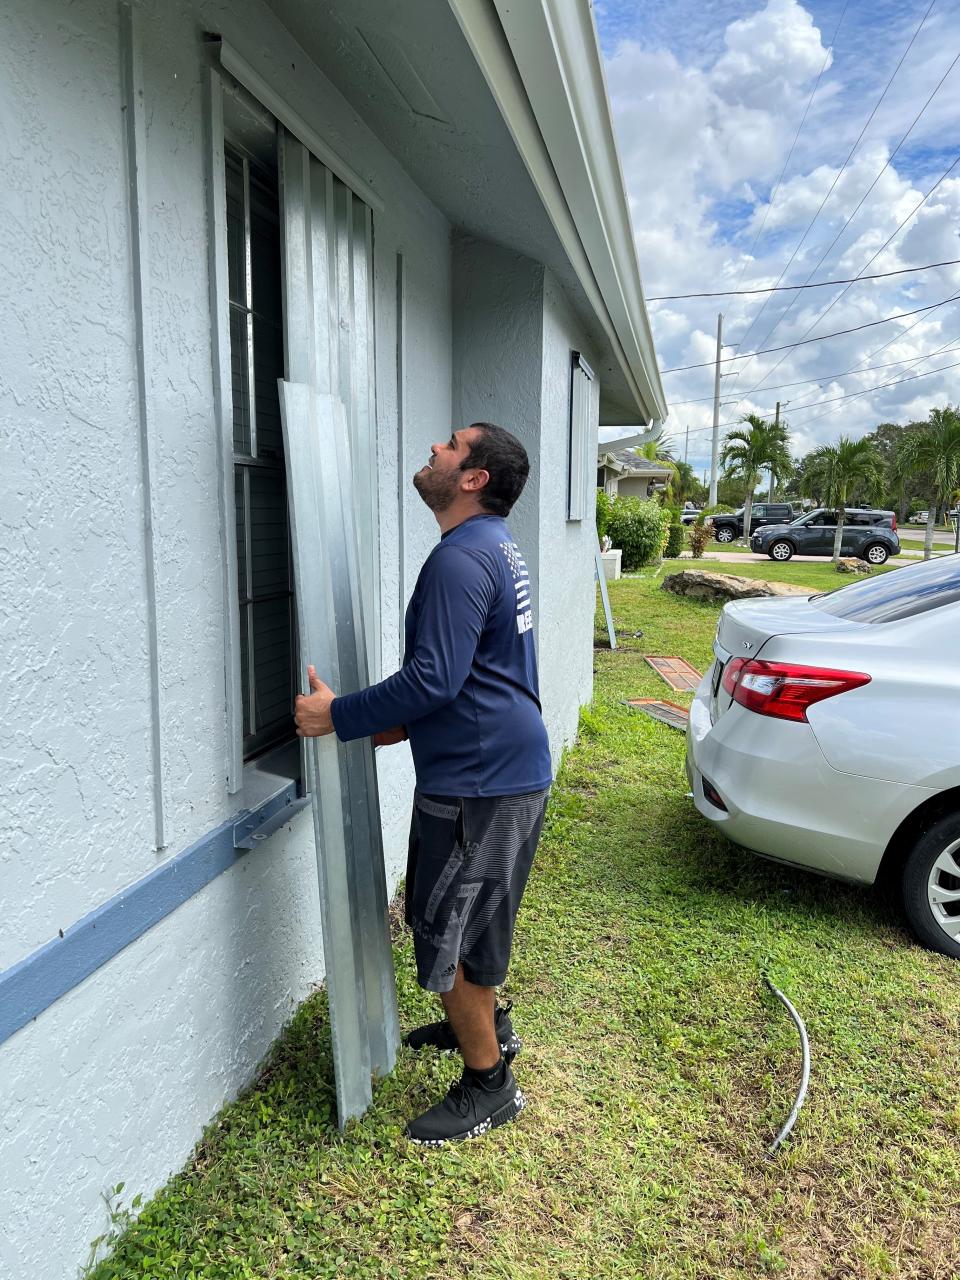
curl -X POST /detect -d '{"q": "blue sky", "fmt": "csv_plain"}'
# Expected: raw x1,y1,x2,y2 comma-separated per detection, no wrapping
594,0,960,474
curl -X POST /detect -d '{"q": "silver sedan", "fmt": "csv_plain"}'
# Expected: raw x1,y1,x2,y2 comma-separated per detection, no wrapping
686,555,960,957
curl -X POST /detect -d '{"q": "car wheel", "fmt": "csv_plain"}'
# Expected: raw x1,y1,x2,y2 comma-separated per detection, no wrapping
716,527,735,544
864,543,889,565
902,814,960,959
769,540,794,561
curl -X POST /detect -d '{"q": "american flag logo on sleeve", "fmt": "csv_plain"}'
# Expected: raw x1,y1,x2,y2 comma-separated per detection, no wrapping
499,540,533,635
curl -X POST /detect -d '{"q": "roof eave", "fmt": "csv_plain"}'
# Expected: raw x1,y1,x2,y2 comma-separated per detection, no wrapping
447,0,668,424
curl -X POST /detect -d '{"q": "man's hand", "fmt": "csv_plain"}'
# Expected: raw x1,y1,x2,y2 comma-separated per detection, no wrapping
295,666,336,737
373,725,408,748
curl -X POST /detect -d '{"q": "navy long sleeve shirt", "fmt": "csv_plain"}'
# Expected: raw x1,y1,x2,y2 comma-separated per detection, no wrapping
330,513,552,798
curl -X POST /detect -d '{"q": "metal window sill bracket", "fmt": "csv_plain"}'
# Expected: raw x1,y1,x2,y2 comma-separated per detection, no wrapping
233,794,312,849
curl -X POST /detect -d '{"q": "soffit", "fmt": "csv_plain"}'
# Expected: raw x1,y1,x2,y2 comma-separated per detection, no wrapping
261,0,645,423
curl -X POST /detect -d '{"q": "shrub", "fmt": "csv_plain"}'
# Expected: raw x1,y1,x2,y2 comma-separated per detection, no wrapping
665,520,685,558
605,495,669,570
596,488,613,541
700,503,736,517
688,518,714,559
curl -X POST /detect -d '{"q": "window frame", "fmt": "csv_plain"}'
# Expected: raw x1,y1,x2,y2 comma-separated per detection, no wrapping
206,67,299,793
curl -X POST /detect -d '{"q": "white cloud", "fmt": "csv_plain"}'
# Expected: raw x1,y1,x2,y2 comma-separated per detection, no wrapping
600,0,960,469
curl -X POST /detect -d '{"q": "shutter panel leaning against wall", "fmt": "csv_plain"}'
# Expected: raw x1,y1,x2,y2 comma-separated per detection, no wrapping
276,128,398,1127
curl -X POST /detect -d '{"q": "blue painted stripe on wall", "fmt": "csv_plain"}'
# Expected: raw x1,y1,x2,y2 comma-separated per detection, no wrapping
0,784,307,1047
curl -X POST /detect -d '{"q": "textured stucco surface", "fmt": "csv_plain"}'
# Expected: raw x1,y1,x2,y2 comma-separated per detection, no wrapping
1,2,597,1276
1,1,449,1274
452,238,597,766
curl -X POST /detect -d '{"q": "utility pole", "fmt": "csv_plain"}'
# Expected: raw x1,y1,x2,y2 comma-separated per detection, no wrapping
683,422,689,465
708,312,722,506
768,400,780,501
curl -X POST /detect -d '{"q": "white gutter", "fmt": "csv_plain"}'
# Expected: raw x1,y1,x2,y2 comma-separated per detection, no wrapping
447,0,667,423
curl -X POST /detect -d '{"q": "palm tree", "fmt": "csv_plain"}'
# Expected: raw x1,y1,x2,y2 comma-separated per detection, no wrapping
893,406,960,559
720,414,792,541
800,437,884,563
635,436,676,463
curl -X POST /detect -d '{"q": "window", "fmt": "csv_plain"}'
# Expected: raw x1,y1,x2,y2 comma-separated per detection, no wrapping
568,352,595,520
753,505,767,518
812,556,960,624
225,144,295,760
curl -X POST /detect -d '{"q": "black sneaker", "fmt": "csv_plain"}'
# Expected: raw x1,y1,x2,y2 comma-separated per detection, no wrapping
405,1063,526,1146
403,1000,522,1063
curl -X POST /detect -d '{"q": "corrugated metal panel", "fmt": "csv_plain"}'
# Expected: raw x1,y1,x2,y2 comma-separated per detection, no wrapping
278,131,398,1127
569,353,594,520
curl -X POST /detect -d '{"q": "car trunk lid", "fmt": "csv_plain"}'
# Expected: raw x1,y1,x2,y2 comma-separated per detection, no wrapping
711,595,864,720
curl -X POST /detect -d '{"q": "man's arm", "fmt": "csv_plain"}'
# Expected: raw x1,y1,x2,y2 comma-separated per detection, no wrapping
329,546,495,741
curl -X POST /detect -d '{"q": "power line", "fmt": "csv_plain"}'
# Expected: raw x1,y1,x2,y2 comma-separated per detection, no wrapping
733,43,960,384
840,289,960,372
648,256,960,301
729,0,936,351
729,146,960,400
661,293,960,373
677,354,960,441
666,342,960,404
728,2,848,298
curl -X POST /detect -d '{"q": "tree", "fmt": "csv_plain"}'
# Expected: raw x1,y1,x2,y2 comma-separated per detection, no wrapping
720,413,792,541
800,436,884,563
893,406,960,560
666,459,703,506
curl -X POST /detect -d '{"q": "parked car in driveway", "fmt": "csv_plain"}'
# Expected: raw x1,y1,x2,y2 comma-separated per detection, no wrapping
686,554,960,957
909,511,929,524
751,507,900,564
711,502,798,543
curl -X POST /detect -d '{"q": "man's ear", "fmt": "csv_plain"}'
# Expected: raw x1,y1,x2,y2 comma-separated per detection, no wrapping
460,467,490,493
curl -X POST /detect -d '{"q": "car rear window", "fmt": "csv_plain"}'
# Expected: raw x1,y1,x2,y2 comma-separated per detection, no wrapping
811,555,960,623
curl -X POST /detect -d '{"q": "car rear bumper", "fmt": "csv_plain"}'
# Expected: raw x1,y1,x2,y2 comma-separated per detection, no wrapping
685,669,929,884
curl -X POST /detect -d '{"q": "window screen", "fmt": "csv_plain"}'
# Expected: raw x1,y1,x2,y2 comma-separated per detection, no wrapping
568,352,594,521
812,555,960,624
225,146,295,759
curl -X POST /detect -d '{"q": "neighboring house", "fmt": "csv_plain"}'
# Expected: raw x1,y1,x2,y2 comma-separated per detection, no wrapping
0,2,665,1275
597,447,673,498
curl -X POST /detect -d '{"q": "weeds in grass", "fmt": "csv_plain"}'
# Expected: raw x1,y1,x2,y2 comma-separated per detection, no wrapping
86,560,959,1280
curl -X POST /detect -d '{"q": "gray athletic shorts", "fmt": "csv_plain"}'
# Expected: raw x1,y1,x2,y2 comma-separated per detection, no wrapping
405,788,550,993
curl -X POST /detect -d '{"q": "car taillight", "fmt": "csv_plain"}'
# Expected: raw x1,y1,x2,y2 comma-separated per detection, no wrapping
728,660,871,722
892,514,897,531
721,657,746,697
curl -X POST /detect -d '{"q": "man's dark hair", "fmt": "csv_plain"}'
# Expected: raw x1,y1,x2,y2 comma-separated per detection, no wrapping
460,422,530,517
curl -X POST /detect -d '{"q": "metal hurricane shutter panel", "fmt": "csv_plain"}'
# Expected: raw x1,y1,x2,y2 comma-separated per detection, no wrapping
278,128,398,1126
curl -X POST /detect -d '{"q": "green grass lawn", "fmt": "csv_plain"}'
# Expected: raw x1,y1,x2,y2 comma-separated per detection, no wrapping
87,560,959,1280
898,537,955,554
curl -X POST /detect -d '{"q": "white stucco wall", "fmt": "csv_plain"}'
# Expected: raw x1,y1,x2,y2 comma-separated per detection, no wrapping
537,271,599,755
0,1,452,1275
1,5,604,1277
452,238,597,767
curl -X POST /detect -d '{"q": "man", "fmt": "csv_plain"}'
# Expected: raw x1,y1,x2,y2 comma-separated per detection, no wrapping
294,422,552,1145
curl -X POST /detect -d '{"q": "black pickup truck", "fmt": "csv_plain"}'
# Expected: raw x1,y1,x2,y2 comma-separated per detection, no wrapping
710,502,798,543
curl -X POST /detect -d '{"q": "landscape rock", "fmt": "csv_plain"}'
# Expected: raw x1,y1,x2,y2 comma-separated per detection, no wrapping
661,569,811,603
835,557,872,574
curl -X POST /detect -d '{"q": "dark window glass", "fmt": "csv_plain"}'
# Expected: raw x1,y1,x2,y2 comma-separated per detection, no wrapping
225,142,295,759
812,555,960,623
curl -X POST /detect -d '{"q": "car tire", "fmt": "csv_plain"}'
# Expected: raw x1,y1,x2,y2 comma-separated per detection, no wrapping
768,540,794,561
715,527,735,544
901,813,960,959
864,543,889,565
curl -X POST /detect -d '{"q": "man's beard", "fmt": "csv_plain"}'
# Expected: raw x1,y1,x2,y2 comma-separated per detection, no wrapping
413,464,460,513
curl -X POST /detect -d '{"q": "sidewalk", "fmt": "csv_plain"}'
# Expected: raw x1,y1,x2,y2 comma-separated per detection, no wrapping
679,547,950,565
